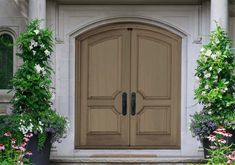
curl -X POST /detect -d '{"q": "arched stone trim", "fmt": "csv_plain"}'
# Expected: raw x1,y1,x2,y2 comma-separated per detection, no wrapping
69,16,188,39
0,27,17,39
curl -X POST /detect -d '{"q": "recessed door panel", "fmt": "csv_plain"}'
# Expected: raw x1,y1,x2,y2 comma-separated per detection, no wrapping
138,106,171,135
138,36,171,99
88,37,121,98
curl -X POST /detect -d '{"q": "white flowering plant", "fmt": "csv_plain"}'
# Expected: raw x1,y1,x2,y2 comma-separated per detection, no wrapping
7,20,68,150
190,25,235,140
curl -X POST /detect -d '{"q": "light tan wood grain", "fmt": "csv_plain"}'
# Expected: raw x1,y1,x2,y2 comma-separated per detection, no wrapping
75,23,181,149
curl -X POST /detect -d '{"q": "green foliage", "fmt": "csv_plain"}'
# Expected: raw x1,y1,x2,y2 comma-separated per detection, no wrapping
191,25,235,140
11,19,53,114
194,25,235,122
38,133,47,150
7,19,68,149
0,115,24,142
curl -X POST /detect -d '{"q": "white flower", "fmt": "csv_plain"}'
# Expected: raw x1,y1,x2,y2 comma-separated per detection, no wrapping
31,40,37,46
203,57,207,62
39,121,44,126
208,111,212,115
35,64,44,74
205,73,211,78
44,49,50,56
32,50,36,55
35,65,46,75
200,47,205,52
40,44,45,48
51,93,55,100
42,70,46,75
209,67,212,70
30,40,38,49
38,126,43,133
216,51,221,56
205,49,212,56
211,54,217,60
205,85,209,90
221,88,227,93
34,29,40,35
215,38,220,44
30,39,35,44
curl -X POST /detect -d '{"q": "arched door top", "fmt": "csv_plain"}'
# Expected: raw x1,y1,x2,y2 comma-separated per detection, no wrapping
70,17,187,40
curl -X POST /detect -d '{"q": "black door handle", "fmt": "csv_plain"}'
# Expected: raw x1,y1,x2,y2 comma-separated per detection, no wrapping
131,92,136,115
122,92,127,116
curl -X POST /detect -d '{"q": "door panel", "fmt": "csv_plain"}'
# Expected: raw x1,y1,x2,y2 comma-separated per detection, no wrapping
138,107,171,134
88,37,122,98
137,36,171,99
77,29,131,147
130,28,181,148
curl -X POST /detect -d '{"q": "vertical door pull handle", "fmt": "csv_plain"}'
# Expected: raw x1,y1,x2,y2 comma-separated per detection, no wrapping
131,92,136,115
122,92,127,116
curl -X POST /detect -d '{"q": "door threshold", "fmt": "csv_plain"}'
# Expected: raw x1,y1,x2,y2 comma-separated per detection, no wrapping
90,154,158,157
50,156,205,164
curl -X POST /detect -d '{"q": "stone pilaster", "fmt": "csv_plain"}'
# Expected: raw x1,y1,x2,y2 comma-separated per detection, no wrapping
28,0,46,28
210,0,228,32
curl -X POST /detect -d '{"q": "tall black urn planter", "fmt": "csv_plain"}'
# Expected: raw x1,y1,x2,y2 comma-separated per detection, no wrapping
26,134,52,165
202,138,210,159
228,129,235,150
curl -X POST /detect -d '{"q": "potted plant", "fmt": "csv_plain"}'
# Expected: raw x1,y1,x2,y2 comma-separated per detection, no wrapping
190,109,219,158
7,19,68,164
190,24,235,158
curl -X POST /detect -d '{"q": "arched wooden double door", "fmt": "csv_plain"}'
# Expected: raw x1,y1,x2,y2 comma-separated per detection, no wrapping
75,23,181,149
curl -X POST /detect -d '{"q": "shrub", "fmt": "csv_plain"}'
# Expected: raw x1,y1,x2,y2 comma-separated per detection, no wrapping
8,19,68,149
190,25,235,140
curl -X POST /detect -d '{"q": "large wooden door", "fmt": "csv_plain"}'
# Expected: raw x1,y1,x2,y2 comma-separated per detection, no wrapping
130,28,181,148
76,24,181,148
76,28,131,147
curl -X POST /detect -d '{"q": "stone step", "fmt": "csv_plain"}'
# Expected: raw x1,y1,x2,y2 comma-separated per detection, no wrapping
50,157,205,165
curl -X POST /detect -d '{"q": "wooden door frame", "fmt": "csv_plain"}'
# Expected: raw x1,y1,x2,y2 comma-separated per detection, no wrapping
75,22,181,149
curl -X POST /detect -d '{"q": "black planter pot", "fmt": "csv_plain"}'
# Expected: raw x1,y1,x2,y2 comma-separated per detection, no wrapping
26,133,52,165
228,129,235,149
202,138,210,159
